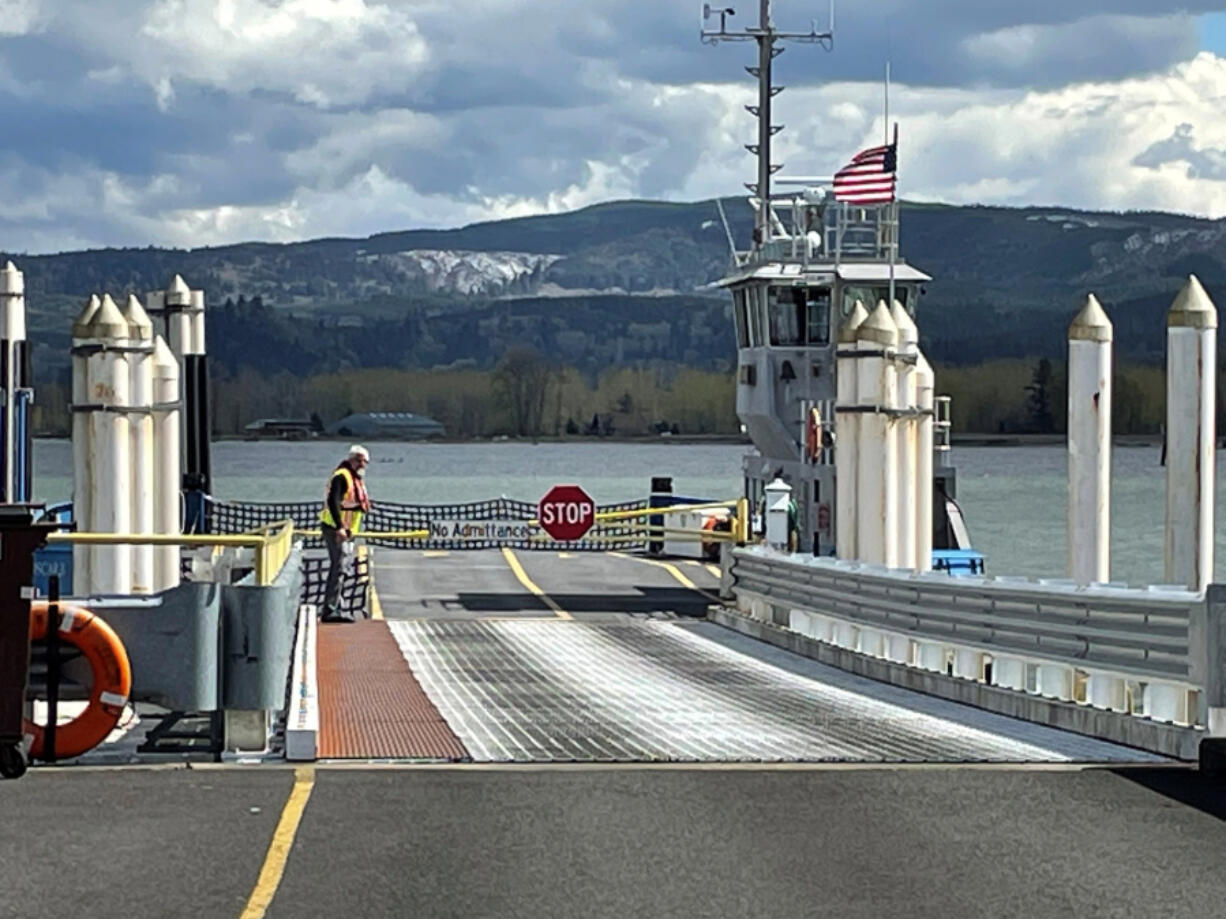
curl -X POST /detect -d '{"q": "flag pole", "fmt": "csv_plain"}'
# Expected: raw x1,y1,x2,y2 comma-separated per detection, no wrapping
886,63,897,312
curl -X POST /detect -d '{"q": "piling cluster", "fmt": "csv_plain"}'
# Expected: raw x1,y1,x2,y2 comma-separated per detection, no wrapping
834,298,934,572
70,276,204,595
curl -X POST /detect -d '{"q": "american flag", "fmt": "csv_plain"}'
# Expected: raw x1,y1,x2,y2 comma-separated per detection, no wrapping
833,143,897,204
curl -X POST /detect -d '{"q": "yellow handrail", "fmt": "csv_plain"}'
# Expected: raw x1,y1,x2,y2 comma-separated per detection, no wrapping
48,518,298,587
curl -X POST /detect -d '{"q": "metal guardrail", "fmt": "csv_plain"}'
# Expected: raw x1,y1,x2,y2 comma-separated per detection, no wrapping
729,547,1222,741
733,548,1198,681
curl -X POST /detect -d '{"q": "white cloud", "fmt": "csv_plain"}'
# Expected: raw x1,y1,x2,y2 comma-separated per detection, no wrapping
2,3,1226,252
0,0,41,36
134,0,430,107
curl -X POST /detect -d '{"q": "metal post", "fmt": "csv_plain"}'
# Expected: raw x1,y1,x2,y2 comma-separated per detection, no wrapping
1068,294,1113,586
1164,276,1217,590
856,301,898,566
835,301,867,560
44,575,60,764
649,476,672,556
892,300,918,571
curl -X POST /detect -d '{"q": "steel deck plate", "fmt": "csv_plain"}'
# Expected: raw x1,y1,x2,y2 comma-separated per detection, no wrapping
389,619,1160,764
319,621,468,760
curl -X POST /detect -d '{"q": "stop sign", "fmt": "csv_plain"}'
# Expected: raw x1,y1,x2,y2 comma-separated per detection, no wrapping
538,484,596,541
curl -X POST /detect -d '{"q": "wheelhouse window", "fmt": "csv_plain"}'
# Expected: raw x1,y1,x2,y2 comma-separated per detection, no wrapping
806,288,831,345
733,289,749,348
768,286,802,346
769,285,831,347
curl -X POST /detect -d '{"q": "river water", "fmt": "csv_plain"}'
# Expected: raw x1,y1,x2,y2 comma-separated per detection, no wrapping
29,439,1222,586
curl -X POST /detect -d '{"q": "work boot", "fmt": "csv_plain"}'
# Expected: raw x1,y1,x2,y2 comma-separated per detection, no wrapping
320,606,352,623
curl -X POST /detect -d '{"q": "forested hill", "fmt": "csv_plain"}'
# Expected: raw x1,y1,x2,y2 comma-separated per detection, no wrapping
5,198,1224,381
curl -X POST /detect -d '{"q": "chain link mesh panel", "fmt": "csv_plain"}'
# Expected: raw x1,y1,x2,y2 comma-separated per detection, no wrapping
203,495,650,552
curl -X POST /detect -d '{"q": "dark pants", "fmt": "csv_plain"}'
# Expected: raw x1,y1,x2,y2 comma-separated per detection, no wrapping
321,524,348,619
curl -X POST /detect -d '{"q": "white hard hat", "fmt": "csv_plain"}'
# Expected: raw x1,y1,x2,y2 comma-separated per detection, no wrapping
348,444,370,461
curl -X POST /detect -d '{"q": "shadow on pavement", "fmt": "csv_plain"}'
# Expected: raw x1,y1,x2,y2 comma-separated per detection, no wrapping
1109,766,1226,821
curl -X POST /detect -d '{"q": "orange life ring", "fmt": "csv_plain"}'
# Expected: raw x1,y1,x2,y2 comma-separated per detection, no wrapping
700,514,731,561
23,602,131,760
805,407,822,462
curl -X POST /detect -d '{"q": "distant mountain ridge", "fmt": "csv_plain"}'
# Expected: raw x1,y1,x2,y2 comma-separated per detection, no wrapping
4,198,1224,379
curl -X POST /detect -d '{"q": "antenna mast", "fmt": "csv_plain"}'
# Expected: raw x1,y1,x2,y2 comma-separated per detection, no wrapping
701,1,834,253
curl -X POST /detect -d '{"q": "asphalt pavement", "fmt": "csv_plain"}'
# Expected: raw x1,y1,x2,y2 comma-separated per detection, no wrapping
4,764,1226,919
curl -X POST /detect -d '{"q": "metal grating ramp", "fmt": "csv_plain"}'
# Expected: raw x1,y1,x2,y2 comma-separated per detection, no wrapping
388,619,1159,764
318,621,468,761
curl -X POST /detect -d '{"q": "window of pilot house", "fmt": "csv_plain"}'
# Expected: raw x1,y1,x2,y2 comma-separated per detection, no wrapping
748,286,767,346
769,286,830,347
768,286,803,346
733,290,750,348
806,288,831,345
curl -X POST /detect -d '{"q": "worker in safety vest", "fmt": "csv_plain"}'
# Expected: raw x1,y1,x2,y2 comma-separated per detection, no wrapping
319,444,372,622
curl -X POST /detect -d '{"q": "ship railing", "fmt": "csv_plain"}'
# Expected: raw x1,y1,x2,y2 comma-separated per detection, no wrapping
720,546,1224,760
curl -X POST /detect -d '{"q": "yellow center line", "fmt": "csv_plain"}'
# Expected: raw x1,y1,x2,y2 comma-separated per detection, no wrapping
422,550,450,558
704,563,721,578
240,766,316,919
607,551,723,604
500,547,572,620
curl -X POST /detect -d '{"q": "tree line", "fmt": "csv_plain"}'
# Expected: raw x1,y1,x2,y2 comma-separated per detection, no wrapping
29,351,1194,440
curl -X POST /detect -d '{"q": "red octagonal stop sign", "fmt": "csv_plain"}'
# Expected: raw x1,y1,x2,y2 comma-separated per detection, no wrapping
538,484,596,542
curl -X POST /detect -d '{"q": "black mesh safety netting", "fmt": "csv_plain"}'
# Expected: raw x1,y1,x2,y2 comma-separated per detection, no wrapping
201,495,651,552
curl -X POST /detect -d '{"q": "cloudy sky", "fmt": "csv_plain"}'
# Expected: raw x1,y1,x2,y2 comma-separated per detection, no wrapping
1,1,1224,253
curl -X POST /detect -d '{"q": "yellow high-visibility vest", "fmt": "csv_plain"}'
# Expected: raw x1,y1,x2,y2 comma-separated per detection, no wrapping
319,466,366,532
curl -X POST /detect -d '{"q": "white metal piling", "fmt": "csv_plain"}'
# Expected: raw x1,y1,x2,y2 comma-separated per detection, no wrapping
856,301,899,567
892,300,918,571
1164,275,1217,591
915,351,934,573
189,287,206,356
835,300,868,560
165,274,192,362
86,295,131,595
0,261,25,501
152,335,182,591
123,295,155,593
1068,294,1113,586
71,295,100,593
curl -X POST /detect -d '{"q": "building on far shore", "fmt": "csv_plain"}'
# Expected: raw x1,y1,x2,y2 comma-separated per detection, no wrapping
244,418,318,440
325,411,445,440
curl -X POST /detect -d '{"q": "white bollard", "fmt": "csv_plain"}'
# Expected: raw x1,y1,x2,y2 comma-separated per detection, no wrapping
953,649,982,681
892,300,919,571
71,295,101,594
917,642,945,673
152,336,182,592
764,477,792,551
857,628,883,658
835,300,868,560
856,301,899,567
915,351,934,573
885,633,911,665
0,261,26,502
1068,294,1113,585
123,296,155,594
1086,674,1127,712
1036,663,1073,701
1164,275,1217,591
86,295,131,595
991,657,1026,691
1143,683,1189,724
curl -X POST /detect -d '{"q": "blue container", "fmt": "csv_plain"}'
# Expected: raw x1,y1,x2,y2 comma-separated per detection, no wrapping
33,502,74,597
33,544,73,597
